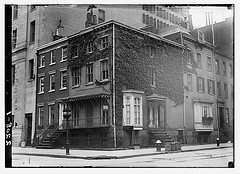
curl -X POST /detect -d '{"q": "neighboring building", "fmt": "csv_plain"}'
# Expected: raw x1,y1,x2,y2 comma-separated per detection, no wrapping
35,37,68,146
159,25,217,144
12,4,192,146
199,17,234,142
36,20,188,148
158,17,234,144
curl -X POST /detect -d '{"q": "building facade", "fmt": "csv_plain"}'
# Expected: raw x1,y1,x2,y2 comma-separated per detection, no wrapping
199,17,234,142
11,4,193,146
35,20,189,148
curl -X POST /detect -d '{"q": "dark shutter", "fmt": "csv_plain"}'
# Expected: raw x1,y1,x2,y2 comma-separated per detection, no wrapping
196,76,199,92
202,78,205,93
207,79,210,94
213,81,215,95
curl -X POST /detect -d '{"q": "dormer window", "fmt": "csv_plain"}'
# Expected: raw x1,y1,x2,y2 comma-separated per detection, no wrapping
198,30,205,43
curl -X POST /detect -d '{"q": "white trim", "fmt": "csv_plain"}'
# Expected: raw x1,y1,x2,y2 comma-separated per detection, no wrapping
48,70,56,74
59,67,67,72
122,89,144,94
38,73,45,77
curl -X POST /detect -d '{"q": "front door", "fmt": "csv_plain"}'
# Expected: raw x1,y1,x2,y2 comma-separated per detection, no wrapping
219,107,225,129
25,114,32,145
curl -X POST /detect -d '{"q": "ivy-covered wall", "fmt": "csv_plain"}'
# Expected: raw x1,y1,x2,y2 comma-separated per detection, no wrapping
114,26,187,129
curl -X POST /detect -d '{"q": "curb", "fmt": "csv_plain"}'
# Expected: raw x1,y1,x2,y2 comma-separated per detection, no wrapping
12,146,232,160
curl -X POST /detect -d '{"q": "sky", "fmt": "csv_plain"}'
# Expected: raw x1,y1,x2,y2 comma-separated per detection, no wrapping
189,6,234,28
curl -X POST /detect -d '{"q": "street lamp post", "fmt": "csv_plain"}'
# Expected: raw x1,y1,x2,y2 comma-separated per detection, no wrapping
63,107,71,155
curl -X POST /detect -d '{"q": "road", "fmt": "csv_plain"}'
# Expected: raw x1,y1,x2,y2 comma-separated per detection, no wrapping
12,147,233,167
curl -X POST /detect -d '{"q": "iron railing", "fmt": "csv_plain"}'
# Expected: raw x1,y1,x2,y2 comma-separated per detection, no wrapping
62,116,111,129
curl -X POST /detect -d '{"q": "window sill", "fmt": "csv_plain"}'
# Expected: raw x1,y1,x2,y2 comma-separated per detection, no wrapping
27,78,35,82
72,85,80,89
197,91,204,94
60,88,67,91
150,84,156,88
48,90,55,93
85,82,94,86
99,79,110,83
207,70,212,72
38,92,44,95
60,59,67,63
49,62,56,66
39,66,45,69
208,93,215,96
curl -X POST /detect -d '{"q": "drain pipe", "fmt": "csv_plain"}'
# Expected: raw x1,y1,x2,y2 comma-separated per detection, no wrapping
112,23,117,148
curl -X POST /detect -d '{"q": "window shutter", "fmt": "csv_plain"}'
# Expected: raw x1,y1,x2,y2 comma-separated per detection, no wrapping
202,78,205,93
213,81,215,95
196,76,199,92
207,79,210,94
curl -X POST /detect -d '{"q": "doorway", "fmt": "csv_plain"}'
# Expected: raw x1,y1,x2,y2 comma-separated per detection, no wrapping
219,107,225,129
86,100,93,127
25,114,32,146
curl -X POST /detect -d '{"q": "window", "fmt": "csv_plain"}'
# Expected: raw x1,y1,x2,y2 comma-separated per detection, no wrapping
125,96,131,125
100,59,109,81
30,21,35,43
225,108,229,124
217,82,221,97
207,79,215,95
86,42,94,54
207,57,212,71
102,99,109,125
201,105,212,117
72,46,78,58
50,50,56,65
86,64,93,84
39,55,45,68
187,50,192,65
223,61,227,76
146,15,149,25
231,84,233,99
61,46,67,61
98,9,105,23
48,104,54,125
72,68,80,86
12,29,17,48
13,5,18,19
142,13,146,23
187,74,193,91
123,91,143,126
197,76,205,93
229,64,233,78
29,59,34,80
150,47,155,57
149,67,155,86
198,30,204,43
134,97,141,125
38,106,44,126
224,83,228,99
100,36,108,49
39,76,44,93
12,65,15,85
49,73,55,92
60,70,67,89
197,53,202,68
215,59,220,74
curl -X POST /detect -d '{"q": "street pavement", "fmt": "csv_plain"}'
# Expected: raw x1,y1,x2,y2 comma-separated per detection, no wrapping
12,143,233,160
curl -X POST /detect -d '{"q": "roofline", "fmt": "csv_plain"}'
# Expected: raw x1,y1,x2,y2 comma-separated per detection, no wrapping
36,36,68,52
69,20,185,49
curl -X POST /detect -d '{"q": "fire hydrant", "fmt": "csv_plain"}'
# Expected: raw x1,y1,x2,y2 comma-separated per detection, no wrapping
156,140,162,152
216,138,220,146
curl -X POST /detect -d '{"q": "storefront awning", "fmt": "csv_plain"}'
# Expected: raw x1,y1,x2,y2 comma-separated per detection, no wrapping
63,87,111,102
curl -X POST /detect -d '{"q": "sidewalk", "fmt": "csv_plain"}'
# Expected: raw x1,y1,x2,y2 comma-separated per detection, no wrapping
12,143,233,160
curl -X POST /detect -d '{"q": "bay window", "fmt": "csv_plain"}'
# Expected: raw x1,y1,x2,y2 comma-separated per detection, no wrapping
123,90,143,126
